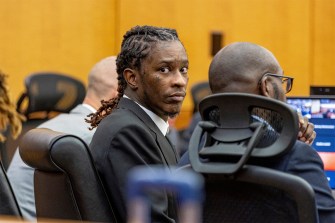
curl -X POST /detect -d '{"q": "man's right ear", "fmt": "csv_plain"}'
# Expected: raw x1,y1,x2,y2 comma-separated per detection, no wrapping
259,76,271,98
123,68,138,90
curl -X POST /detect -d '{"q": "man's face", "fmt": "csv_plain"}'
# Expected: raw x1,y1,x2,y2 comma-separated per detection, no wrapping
268,74,287,102
136,40,189,121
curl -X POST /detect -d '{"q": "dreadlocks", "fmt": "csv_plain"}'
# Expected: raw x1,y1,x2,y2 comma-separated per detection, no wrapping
86,25,180,129
0,71,26,142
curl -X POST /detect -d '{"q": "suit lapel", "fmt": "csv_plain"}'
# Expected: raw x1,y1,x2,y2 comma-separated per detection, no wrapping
117,98,178,165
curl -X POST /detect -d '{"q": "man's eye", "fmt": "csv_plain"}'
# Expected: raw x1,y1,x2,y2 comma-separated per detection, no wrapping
180,67,188,74
160,67,170,73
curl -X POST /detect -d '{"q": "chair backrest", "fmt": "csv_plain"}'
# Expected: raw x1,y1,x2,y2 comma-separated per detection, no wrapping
17,72,86,119
19,128,117,222
187,93,318,223
190,81,211,114
0,72,86,170
0,161,22,218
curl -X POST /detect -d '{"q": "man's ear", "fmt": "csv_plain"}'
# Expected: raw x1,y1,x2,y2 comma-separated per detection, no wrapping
259,77,271,97
123,68,138,90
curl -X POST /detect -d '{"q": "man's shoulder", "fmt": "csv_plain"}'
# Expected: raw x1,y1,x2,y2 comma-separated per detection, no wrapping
99,110,148,133
292,140,318,155
285,140,323,165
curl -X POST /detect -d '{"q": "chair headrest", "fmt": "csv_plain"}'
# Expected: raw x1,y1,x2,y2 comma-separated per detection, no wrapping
17,72,86,119
189,93,299,174
19,128,83,172
190,81,212,114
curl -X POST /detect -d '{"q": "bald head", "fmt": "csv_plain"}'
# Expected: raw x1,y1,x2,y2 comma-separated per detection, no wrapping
209,42,282,95
84,56,118,110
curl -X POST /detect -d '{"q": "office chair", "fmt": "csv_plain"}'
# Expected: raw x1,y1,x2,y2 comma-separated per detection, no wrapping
16,72,86,119
186,93,318,223
0,161,22,218
0,72,86,169
190,81,211,114
19,128,117,222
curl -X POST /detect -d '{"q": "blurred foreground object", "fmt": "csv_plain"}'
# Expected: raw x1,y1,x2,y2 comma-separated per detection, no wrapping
0,70,25,142
0,70,23,219
127,166,204,223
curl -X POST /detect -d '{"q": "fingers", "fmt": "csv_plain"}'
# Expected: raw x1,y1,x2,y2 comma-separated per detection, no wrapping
306,130,316,145
298,114,308,138
297,112,316,145
298,124,316,145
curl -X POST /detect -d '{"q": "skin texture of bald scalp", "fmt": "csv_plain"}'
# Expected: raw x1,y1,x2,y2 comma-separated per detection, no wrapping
209,42,286,102
84,56,119,110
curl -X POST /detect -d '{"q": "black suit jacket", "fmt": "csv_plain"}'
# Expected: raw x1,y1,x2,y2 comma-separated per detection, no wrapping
90,98,178,223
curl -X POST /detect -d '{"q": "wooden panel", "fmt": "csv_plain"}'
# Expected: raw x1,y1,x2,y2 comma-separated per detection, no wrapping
0,0,116,101
228,0,311,97
312,0,335,86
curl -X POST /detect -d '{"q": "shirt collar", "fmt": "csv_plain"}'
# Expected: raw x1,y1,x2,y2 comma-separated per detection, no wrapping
123,95,169,136
82,103,97,113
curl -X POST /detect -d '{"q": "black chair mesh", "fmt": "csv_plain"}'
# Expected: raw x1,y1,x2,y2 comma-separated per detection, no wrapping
203,175,298,223
17,72,86,119
204,106,284,150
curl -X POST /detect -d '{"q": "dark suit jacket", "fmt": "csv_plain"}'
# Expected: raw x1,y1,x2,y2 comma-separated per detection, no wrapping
90,98,179,223
267,140,335,223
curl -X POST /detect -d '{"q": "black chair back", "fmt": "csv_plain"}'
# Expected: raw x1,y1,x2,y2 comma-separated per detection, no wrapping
0,161,22,218
187,93,318,223
17,72,86,119
1,72,86,169
19,128,117,222
190,81,211,114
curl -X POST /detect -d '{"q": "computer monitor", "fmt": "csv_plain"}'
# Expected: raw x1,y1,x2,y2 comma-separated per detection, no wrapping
310,86,335,96
286,96,335,189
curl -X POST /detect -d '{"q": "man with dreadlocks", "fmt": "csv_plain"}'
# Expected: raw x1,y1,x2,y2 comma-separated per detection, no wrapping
87,25,189,223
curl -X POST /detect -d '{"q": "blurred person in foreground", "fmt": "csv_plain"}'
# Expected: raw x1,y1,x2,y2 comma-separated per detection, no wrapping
7,56,119,221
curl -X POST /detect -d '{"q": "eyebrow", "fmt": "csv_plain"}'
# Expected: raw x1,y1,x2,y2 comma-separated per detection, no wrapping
157,58,189,65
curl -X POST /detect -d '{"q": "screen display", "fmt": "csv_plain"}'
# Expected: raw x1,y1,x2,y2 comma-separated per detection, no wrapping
287,96,335,189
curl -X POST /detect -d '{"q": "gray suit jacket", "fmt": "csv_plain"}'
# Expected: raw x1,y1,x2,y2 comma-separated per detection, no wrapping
90,97,179,223
7,104,95,220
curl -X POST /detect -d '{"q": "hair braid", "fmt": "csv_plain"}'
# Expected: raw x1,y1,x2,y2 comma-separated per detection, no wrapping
86,25,180,129
0,71,26,142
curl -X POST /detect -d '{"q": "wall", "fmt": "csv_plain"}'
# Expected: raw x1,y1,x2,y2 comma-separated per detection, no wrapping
312,0,335,85
0,0,116,101
0,0,334,129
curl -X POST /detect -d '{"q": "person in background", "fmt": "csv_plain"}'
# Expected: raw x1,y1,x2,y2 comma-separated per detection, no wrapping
181,42,335,222
7,56,119,221
0,70,25,142
87,25,189,223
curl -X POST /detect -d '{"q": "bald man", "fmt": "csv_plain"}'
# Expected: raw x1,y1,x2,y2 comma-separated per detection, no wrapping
7,56,119,220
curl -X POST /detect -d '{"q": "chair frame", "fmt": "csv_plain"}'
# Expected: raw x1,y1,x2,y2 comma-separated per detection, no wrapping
19,128,117,222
